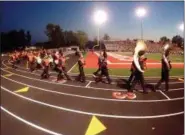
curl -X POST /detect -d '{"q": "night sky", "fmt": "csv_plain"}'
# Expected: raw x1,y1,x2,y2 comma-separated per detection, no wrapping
1,1,184,43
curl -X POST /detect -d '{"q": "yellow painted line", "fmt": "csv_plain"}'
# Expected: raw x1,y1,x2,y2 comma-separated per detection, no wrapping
14,87,29,93
85,116,106,135
3,73,13,77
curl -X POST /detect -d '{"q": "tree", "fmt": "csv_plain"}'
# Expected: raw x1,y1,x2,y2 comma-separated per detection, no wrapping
45,23,64,48
172,35,184,49
63,30,78,46
26,31,31,46
103,34,110,40
1,29,30,52
160,36,169,44
75,30,88,50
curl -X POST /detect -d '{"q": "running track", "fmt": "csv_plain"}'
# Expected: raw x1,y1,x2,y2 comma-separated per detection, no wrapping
1,53,184,135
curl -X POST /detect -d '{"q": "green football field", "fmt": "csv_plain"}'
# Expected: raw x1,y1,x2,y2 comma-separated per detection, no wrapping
117,52,184,62
71,52,184,77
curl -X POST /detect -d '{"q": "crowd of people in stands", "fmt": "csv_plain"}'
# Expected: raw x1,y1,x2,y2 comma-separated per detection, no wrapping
104,40,183,55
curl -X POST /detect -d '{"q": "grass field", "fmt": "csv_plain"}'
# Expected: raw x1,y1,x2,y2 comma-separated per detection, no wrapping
117,52,184,62
71,52,184,77
71,67,184,77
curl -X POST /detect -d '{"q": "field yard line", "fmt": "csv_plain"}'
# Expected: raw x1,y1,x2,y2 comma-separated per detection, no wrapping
67,62,77,73
85,81,92,88
107,62,184,65
5,58,184,79
2,62,184,87
159,91,171,100
4,60,184,80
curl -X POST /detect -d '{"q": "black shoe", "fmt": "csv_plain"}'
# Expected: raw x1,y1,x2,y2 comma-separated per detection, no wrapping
143,91,148,94
67,78,72,81
81,80,86,83
152,85,156,92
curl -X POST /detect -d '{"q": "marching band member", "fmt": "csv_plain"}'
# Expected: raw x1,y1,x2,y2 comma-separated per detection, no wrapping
41,54,50,79
53,50,60,72
56,51,72,81
76,52,86,83
93,51,104,77
95,50,112,84
10,52,17,69
35,51,42,70
127,40,148,94
155,43,172,91
27,51,36,72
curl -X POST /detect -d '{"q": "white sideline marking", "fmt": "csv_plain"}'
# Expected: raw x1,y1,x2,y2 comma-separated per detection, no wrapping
107,62,184,65
85,81,92,88
6,60,184,79
1,86,184,119
94,52,184,64
159,91,171,100
1,106,63,135
1,67,184,95
3,61,184,86
67,62,77,73
1,75,184,103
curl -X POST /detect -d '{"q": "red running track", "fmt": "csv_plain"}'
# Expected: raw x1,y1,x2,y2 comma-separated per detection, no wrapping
85,52,184,69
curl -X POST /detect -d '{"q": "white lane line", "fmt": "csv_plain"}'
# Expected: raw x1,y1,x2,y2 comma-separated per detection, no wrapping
1,75,184,102
6,60,184,79
85,81,92,88
1,63,184,93
67,62,77,73
1,67,184,95
5,60,184,85
1,86,184,119
159,91,171,100
1,68,125,92
1,106,63,135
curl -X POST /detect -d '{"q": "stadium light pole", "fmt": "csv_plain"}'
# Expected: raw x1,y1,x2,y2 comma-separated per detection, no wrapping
94,10,107,51
135,7,147,40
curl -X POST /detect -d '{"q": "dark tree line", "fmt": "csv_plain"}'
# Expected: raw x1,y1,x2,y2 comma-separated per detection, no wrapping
160,35,184,49
1,30,31,52
45,23,88,50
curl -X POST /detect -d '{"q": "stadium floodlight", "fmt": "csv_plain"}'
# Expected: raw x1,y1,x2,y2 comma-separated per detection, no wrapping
136,8,146,18
179,23,184,32
135,7,147,40
93,10,107,51
94,10,107,25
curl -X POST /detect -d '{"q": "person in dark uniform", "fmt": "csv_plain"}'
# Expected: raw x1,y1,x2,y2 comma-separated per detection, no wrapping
10,52,18,69
95,50,112,84
57,51,72,81
93,51,103,77
41,54,50,79
76,52,86,83
155,43,172,91
127,40,148,94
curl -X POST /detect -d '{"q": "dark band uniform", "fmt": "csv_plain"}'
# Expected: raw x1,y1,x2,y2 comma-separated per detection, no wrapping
128,56,147,93
76,56,86,82
93,54,104,76
41,56,50,79
155,53,171,91
100,58,112,84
